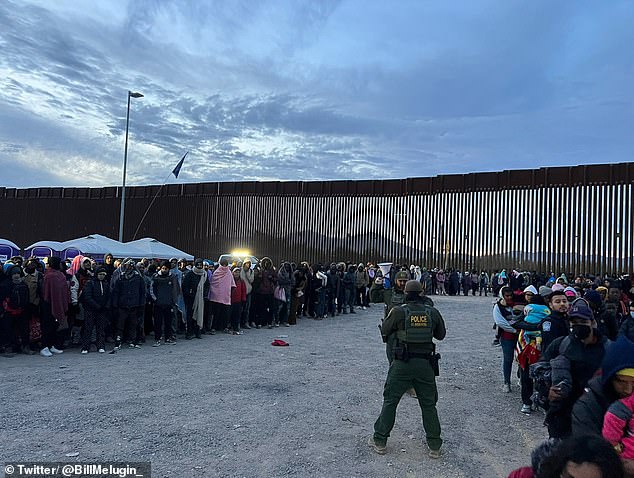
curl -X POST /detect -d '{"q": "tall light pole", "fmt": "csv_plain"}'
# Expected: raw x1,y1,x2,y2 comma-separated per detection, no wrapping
118,90,144,242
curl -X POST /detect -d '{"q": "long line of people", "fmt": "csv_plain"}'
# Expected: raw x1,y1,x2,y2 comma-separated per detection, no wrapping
493,274,634,477
0,255,387,356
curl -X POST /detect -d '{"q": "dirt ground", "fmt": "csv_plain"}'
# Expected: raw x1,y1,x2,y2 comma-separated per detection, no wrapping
1,295,547,477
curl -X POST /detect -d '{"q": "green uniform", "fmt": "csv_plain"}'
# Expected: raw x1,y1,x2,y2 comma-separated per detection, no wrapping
373,299,446,452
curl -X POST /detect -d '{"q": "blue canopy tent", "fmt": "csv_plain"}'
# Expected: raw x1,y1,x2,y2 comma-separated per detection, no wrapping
0,238,21,262
24,240,66,259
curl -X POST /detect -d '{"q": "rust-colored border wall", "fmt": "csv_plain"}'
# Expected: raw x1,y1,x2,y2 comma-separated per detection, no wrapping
1,163,633,273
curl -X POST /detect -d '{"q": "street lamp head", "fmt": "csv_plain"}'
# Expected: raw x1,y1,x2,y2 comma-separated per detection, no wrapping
128,91,144,98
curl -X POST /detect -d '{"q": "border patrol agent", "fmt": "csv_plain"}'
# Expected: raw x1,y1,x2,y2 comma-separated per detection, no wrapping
368,280,447,459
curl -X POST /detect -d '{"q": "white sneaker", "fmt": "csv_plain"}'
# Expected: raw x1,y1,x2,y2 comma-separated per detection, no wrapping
521,404,532,415
503,384,511,393
98,348,106,354
40,347,53,357
50,346,64,354
81,349,88,355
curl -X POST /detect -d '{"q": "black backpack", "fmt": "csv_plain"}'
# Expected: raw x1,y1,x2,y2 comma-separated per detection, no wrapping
529,336,571,411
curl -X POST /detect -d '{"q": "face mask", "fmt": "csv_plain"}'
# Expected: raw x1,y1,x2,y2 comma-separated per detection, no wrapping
570,324,592,340
630,312,634,318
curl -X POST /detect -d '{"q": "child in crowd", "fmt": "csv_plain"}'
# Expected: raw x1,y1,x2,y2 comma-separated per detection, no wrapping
602,368,634,460
230,267,246,335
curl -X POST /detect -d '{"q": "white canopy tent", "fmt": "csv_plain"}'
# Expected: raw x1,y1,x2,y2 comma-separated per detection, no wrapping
25,234,193,260
126,238,194,261
64,234,147,258
26,235,145,259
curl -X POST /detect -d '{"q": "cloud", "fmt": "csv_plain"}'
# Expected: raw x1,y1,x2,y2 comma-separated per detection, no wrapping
1,0,634,188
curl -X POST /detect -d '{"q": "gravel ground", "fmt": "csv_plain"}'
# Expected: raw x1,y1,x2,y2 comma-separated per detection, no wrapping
1,295,546,477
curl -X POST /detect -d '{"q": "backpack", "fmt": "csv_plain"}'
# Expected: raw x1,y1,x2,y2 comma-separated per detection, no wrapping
529,336,571,411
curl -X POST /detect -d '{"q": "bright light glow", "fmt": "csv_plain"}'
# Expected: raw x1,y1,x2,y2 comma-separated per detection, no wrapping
231,249,251,257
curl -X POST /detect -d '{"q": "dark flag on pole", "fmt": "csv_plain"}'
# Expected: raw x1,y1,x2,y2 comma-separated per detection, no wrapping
172,151,188,178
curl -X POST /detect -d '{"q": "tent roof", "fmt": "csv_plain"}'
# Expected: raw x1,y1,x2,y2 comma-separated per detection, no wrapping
64,234,146,258
26,235,145,258
0,238,21,250
26,235,194,260
25,240,67,251
126,237,194,260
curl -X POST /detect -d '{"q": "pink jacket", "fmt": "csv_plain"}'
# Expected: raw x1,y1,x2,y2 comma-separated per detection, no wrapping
602,393,634,460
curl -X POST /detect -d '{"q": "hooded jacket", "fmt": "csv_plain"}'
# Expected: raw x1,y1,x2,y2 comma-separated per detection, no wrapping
82,276,111,311
571,335,634,437
258,258,277,295
112,269,146,309
150,272,177,307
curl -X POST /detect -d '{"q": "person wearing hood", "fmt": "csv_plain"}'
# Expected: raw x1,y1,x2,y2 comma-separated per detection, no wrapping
436,269,446,296
314,265,329,319
341,264,356,315
111,259,146,349
326,264,341,318
618,301,634,342
1,265,32,355
255,257,277,329
208,258,235,333
182,258,210,339
150,261,178,346
542,298,608,439
584,289,619,341
289,264,307,325
40,257,69,357
80,266,110,354
478,271,489,296
493,286,521,392
103,253,115,281
240,259,254,329
168,258,186,335
22,258,43,349
230,267,247,334
512,285,550,414
422,268,432,295
355,263,370,309
276,261,295,326
572,335,634,475
70,256,94,344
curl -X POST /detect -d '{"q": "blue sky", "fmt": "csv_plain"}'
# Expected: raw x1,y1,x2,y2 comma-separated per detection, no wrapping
1,0,633,187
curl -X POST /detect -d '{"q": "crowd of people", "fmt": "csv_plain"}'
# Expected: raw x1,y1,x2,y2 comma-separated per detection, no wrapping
0,255,393,356
2,253,634,476
490,271,634,477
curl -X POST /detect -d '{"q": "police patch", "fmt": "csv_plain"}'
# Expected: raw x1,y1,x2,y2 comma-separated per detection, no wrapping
542,321,551,332
409,314,429,327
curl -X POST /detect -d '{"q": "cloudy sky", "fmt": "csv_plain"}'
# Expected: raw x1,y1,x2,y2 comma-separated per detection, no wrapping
1,0,633,188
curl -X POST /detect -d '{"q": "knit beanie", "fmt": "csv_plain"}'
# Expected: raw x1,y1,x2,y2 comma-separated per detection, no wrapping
601,335,634,386
551,284,565,292
538,286,552,298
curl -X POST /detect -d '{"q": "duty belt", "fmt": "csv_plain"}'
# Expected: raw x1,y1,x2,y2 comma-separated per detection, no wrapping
406,352,433,359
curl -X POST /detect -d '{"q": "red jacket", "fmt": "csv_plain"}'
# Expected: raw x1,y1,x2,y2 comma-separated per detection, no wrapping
231,279,247,304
